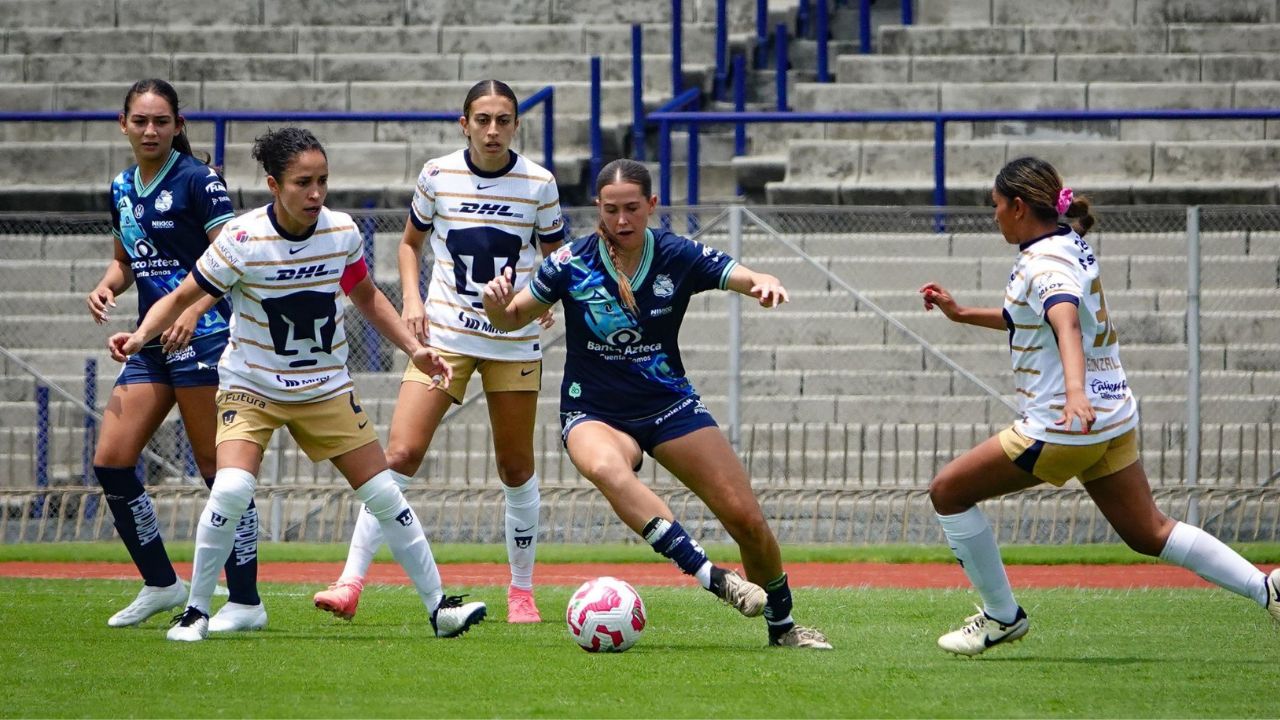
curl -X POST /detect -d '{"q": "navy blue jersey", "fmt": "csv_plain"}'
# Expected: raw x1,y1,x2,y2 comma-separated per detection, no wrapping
530,228,737,419
109,149,235,346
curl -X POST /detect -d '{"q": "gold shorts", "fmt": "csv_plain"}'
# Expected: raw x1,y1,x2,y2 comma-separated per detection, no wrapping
215,390,378,462
998,425,1139,486
401,347,540,404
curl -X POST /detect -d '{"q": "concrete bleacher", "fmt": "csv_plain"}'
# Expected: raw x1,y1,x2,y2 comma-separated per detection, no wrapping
0,0,754,210
752,0,1280,205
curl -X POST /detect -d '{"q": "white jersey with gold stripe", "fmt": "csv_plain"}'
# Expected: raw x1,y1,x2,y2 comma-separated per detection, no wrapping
193,205,364,403
1003,226,1138,445
408,148,566,360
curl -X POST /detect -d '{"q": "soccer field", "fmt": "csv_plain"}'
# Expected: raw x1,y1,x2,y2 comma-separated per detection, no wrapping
2,575,1277,718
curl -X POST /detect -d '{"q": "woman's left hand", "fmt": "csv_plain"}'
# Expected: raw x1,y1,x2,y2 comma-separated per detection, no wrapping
750,274,789,308
410,346,453,390
160,308,200,354
1054,392,1096,434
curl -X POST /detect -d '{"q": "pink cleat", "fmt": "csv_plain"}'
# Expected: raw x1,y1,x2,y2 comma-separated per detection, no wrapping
313,577,364,621
507,585,542,624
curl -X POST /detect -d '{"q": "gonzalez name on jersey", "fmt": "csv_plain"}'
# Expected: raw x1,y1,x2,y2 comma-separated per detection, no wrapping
1004,226,1138,445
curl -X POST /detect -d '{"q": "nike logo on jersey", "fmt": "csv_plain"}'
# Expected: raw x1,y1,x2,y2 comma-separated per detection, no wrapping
358,420,369,429
520,368,536,376
476,182,499,190
288,245,310,255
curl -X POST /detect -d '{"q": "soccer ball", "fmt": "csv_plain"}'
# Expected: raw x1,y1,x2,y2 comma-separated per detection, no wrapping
565,576,647,652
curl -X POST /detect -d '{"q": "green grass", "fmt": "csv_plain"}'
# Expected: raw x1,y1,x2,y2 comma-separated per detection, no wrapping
5,541,1280,565
0,578,1277,717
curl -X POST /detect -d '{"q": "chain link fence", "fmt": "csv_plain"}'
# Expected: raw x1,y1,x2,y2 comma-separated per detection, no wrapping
2,205,1278,543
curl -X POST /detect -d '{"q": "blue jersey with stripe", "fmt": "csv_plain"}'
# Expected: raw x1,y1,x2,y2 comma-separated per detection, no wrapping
530,228,737,419
109,149,235,345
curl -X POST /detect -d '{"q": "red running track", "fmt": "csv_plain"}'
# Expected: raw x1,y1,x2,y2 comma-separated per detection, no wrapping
2,561,1260,589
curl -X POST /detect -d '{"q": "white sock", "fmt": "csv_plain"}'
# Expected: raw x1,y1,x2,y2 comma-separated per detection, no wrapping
355,471,442,612
937,507,1020,624
339,471,409,581
190,468,256,614
1159,521,1269,606
504,474,540,590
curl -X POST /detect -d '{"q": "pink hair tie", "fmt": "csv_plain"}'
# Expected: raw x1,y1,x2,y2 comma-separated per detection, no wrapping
1056,187,1074,214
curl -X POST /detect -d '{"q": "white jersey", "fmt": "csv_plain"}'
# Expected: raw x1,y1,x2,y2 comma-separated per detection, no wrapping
193,205,368,403
409,148,566,360
1003,226,1138,445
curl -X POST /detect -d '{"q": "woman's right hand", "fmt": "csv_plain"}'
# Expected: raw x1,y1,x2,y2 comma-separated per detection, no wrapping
402,297,428,346
86,286,117,324
919,282,962,322
482,266,516,310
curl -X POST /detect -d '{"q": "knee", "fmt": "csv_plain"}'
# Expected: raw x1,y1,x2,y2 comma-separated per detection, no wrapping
578,457,632,492
208,467,256,517
1117,516,1175,558
723,507,773,550
495,458,534,488
928,473,959,514
385,443,425,475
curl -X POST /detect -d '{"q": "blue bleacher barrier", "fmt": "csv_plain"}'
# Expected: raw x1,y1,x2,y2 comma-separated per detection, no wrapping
590,56,603,184
34,384,49,518
82,357,99,517
631,24,646,161
650,107,1280,207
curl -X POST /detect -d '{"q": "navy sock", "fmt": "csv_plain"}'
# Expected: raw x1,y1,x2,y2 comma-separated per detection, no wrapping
642,518,708,578
205,476,260,606
764,573,796,639
95,465,177,587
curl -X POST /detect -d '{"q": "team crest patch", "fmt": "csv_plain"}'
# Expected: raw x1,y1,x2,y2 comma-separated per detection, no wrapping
652,274,674,298
155,190,173,213
221,410,237,425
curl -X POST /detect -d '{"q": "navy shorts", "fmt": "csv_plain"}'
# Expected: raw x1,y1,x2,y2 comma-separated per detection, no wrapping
560,395,719,468
115,331,225,388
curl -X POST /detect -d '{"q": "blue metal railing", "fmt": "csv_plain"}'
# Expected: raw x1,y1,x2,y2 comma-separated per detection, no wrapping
0,86,555,177
647,107,1280,206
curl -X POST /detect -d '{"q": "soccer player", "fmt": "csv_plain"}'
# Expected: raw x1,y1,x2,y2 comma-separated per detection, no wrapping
87,78,262,631
482,159,831,649
107,127,486,642
313,80,565,624
920,156,1280,656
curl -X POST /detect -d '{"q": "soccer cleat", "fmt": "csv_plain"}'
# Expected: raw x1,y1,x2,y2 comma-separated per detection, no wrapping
431,594,487,638
937,606,1029,656
107,579,187,628
711,568,767,618
313,577,364,621
507,585,542,624
770,625,833,650
166,606,210,642
1267,568,1280,622
208,601,268,633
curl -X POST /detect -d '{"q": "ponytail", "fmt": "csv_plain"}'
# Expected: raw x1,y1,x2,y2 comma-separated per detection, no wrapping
598,222,639,315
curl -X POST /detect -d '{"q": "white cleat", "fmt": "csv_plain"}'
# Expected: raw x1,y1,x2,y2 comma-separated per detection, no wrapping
938,606,1029,656
166,606,210,642
1266,568,1280,622
208,601,268,633
431,595,487,638
108,580,188,628
770,625,833,650
712,568,767,618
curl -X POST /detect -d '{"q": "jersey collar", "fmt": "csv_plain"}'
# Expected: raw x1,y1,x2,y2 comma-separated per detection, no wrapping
133,149,180,198
267,203,317,242
1018,224,1073,251
463,148,517,179
597,228,654,289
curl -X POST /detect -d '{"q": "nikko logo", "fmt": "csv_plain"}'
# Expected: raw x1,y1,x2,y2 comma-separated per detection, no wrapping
456,201,518,217
155,190,173,213
271,265,339,281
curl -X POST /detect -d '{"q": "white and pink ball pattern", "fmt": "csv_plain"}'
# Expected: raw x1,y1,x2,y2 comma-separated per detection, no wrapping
565,576,647,652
